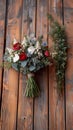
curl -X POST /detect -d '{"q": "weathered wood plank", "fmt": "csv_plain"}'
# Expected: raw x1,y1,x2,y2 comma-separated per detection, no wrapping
0,0,6,111
64,0,73,129
17,0,36,130
1,0,22,130
49,0,65,130
0,0,6,129
6,69,19,130
34,0,49,130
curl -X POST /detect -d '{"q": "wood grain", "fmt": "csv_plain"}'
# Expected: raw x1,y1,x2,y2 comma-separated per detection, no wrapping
0,0,6,113
0,0,73,130
64,0,73,129
1,0,22,130
34,0,49,130
17,0,36,130
49,0,65,130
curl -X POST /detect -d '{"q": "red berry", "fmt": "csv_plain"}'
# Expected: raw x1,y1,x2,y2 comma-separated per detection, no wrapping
44,50,50,57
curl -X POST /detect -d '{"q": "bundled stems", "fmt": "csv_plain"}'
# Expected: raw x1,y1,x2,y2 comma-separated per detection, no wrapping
25,73,40,97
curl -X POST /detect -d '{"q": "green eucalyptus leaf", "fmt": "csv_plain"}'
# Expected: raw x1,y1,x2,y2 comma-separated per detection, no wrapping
29,66,36,71
20,60,28,67
12,63,19,71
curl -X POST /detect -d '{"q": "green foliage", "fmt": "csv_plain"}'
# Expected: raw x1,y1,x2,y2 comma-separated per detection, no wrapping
48,14,68,95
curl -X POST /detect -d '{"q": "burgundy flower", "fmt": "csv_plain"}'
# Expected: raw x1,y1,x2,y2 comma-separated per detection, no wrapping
19,52,27,61
44,50,50,57
13,43,21,50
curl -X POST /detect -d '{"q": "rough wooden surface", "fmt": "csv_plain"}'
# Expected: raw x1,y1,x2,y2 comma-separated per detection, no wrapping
1,0,22,130
0,0,73,130
49,0,65,130
64,0,73,130
34,0,49,130
0,0,6,113
17,0,36,130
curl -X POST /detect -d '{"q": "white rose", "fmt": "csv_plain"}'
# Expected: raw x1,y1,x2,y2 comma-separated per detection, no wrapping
13,38,18,45
13,54,19,62
28,46,35,54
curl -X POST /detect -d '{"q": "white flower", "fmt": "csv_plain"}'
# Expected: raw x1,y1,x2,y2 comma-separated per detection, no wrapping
21,37,27,47
30,33,35,38
13,38,18,44
7,47,13,54
28,46,35,54
21,37,26,44
33,37,36,41
36,41,41,50
13,54,19,62
51,52,57,58
38,52,43,57
30,33,36,42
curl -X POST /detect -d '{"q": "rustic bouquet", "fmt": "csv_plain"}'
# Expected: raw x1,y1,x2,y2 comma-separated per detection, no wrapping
4,34,52,97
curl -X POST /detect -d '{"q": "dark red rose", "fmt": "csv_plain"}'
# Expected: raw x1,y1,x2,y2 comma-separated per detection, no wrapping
44,50,50,57
13,43,21,50
19,52,27,61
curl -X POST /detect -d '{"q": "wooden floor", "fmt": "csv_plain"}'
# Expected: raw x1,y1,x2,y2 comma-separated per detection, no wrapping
0,0,73,130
